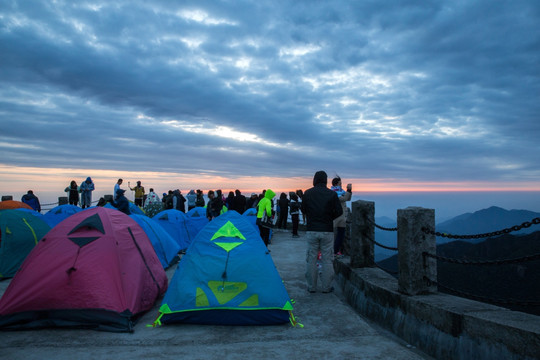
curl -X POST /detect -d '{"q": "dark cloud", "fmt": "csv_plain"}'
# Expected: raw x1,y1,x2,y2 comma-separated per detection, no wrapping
0,0,539,186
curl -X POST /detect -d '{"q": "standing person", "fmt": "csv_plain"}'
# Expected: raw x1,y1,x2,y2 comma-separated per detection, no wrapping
225,191,236,211
145,188,160,207
172,189,186,213
80,177,95,209
246,193,258,209
114,179,123,200
64,180,80,206
296,189,306,225
233,189,247,214
302,171,343,293
206,190,221,220
129,181,145,208
195,189,205,207
289,192,301,238
21,190,41,212
331,177,352,256
277,192,289,229
256,188,275,248
186,190,197,211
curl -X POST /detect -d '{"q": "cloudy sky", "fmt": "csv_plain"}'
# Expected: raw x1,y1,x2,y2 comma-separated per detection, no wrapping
1,0,539,197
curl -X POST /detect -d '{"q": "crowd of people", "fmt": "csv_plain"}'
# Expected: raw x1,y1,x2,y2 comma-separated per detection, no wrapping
17,171,352,295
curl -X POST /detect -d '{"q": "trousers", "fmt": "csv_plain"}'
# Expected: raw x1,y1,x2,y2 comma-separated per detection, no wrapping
305,231,334,292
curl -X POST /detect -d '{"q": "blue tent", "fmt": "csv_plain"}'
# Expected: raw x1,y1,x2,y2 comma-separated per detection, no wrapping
186,206,206,218
42,205,82,228
152,210,194,250
104,202,145,215
154,211,294,326
130,214,181,269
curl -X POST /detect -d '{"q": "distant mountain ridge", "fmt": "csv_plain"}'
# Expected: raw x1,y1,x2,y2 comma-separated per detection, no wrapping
435,206,540,242
372,206,540,260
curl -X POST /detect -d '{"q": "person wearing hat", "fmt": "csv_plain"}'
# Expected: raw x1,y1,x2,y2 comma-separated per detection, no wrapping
195,189,205,207
109,189,131,215
246,192,258,209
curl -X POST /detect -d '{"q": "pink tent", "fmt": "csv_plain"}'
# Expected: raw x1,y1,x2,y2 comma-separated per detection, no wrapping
0,207,167,332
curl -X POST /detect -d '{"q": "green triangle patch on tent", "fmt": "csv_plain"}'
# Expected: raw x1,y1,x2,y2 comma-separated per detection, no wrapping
210,221,246,241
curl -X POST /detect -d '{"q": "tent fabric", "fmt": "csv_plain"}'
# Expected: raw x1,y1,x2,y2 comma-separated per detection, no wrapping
42,204,82,228
0,207,167,332
186,206,207,218
130,214,181,269
155,211,293,326
103,202,145,215
152,209,205,250
0,210,51,279
0,201,33,211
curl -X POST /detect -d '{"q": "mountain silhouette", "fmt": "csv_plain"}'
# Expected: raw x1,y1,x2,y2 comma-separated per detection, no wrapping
376,230,540,316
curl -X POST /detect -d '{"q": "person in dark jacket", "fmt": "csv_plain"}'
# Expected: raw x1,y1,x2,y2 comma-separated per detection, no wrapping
277,192,289,229
172,189,186,213
21,190,41,212
232,189,247,214
301,170,343,293
110,189,131,215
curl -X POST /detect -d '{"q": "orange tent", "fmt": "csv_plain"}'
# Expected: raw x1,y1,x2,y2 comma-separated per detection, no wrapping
0,200,33,210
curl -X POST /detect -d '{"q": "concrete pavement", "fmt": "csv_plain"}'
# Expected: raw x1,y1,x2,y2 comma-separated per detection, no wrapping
0,229,432,360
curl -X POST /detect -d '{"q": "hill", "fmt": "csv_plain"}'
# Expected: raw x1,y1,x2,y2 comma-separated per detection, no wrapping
435,206,540,243
377,231,540,316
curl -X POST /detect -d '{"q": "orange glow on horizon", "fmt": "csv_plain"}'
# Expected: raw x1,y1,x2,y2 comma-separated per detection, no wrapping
0,164,539,204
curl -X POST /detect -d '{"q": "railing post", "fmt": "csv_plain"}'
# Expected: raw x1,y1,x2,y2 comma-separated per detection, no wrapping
350,200,375,268
58,197,68,205
397,207,437,295
1,195,13,201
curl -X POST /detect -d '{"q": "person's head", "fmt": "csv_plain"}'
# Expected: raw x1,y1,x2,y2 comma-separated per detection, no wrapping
332,177,341,187
71,180,77,186
149,188,154,192
216,189,222,197
86,177,92,183
235,189,241,196
197,189,202,195
290,192,298,201
117,178,123,184
208,190,215,199
27,190,33,194
137,181,141,186
228,191,234,197
280,192,287,199
313,171,328,186
296,189,303,198
251,193,256,198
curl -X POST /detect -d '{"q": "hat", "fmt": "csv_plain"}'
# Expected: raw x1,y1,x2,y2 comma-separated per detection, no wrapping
251,193,256,196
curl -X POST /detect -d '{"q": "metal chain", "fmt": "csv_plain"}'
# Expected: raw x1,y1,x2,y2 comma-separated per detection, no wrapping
423,252,540,266
367,218,398,232
421,217,540,239
423,277,540,307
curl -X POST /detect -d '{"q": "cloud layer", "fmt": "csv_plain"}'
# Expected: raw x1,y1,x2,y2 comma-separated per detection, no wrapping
1,0,539,187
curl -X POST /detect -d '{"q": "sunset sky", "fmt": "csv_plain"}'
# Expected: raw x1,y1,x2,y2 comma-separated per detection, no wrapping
1,1,539,209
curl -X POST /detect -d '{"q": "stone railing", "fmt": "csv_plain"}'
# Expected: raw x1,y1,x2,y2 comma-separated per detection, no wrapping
335,200,540,360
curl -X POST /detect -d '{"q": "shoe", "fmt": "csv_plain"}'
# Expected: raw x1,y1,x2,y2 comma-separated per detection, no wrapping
308,289,316,293
322,287,334,294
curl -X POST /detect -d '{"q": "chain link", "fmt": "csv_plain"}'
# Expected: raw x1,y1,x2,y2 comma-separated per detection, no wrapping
423,252,540,266
421,217,540,239
367,218,398,232
423,277,540,307
366,235,398,251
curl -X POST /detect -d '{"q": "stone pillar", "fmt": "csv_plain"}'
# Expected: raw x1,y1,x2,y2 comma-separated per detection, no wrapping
1,195,13,201
58,197,68,205
350,200,375,268
397,207,437,295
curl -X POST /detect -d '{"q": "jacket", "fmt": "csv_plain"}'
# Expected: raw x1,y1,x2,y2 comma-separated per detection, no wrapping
257,189,275,220
302,171,343,232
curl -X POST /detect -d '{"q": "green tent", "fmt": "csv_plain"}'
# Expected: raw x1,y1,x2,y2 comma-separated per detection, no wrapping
0,209,50,278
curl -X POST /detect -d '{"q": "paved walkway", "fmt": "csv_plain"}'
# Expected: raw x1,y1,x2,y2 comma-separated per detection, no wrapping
0,229,431,359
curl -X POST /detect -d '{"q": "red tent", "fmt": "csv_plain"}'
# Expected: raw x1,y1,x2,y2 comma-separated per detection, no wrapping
0,207,167,332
